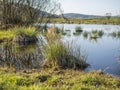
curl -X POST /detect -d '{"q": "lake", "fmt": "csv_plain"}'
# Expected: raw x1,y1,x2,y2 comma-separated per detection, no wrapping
0,24,120,77
50,24,120,76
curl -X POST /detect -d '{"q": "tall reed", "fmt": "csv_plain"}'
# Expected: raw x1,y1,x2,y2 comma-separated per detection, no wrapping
42,27,88,69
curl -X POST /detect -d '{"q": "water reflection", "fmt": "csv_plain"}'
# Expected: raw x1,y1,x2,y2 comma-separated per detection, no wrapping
55,24,120,76
0,24,120,76
89,37,98,43
0,42,43,70
73,32,82,36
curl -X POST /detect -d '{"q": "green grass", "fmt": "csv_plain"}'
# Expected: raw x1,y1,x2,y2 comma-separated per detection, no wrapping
0,26,39,42
13,26,38,37
42,17,120,25
90,30,104,39
90,33,99,39
0,30,15,41
0,68,120,90
43,30,88,69
42,39,88,69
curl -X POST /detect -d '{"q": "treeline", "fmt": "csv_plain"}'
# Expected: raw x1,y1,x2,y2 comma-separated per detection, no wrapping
0,0,60,26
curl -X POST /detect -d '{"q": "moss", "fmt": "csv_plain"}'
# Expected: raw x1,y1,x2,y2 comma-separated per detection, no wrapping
37,75,51,82
0,68,120,90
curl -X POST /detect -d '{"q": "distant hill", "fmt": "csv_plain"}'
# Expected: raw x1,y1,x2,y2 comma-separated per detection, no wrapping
61,13,103,18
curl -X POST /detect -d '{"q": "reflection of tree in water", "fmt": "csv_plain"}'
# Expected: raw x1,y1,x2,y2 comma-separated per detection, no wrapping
0,42,43,70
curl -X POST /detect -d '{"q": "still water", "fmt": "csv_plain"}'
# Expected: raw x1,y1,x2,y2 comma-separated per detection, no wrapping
48,24,120,76
0,24,120,77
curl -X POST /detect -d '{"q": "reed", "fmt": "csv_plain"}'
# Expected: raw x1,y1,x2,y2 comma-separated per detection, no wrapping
75,26,83,32
42,27,88,69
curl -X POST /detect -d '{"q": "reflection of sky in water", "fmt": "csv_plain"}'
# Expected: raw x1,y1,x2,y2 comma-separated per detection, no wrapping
1,24,120,76
0,43,43,70
58,24,120,77
63,35,120,77
48,24,120,33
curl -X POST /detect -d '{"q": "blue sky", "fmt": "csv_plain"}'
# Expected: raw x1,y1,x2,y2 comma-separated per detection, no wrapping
59,0,120,16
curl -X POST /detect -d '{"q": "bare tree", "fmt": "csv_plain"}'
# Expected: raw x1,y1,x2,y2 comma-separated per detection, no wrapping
0,0,61,26
105,13,112,20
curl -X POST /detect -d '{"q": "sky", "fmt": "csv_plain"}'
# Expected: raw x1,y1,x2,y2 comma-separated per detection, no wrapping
59,0,120,16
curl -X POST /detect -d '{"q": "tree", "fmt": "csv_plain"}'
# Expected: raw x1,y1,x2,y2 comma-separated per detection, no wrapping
0,0,61,26
105,13,112,20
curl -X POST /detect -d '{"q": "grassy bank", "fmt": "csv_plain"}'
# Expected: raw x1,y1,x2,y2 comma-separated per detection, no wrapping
42,17,120,25
0,67,120,90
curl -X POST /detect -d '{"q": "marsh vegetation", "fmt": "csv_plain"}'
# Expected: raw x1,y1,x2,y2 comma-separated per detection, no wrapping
42,17,120,25
0,0,120,89
0,24,120,90
0,68,120,90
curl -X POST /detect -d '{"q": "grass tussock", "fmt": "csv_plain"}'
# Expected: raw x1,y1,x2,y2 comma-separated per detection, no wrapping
75,26,83,32
42,27,88,69
83,31,88,38
110,31,120,38
0,30,15,41
0,26,39,42
13,26,38,37
90,30,104,39
46,27,61,41
0,68,120,90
